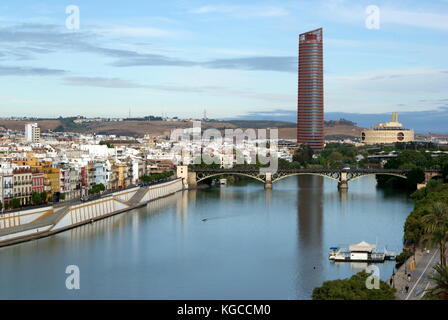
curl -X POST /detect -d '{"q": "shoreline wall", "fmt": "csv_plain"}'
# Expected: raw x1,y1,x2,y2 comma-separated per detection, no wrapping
0,179,183,247
0,206,54,229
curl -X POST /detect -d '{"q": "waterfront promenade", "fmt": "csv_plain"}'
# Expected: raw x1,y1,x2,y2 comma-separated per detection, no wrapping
0,178,183,248
392,248,440,300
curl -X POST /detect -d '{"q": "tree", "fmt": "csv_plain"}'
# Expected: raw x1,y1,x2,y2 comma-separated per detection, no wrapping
424,264,448,300
397,150,428,169
421,202,448,265
32,192,42,205
142,171,174,183
312,272,396,300
40,192,48,203
442,162,448,183
293,144,314,167
99,140,113,148
0,201,2,211
406,168,425,188
89,183,106,194
10,199,21,209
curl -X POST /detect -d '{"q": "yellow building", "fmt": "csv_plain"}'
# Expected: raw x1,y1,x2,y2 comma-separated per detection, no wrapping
12,153,40,168
113,163,127,188
361,112,414,145
42,167,60,194
13,156,60,196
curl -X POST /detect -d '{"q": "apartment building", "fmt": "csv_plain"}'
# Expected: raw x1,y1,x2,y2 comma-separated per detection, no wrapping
13,167,32,206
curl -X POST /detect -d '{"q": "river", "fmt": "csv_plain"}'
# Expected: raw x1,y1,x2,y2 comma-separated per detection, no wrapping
0,175,413,299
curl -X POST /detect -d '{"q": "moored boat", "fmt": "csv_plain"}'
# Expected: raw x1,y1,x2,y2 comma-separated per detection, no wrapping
329,241,396,262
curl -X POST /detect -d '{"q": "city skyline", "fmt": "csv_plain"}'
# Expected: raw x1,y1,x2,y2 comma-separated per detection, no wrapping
0,0,447,121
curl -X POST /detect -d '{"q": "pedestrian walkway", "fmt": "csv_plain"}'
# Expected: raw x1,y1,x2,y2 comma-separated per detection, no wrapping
127,187,149,206
0,205,69,237
392,248,439,300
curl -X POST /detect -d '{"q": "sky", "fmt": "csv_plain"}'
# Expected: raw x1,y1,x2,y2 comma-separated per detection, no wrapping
0,0,447,123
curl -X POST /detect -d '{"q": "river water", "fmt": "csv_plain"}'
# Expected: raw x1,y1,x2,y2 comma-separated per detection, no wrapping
0,175,413,299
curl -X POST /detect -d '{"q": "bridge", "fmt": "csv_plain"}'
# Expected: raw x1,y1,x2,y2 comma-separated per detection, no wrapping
176,166,442,190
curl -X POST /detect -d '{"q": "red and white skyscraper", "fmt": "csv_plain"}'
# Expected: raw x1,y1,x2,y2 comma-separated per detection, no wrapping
297,28,324,150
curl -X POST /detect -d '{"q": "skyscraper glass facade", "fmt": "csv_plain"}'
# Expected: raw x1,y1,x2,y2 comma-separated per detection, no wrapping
297,28,324,150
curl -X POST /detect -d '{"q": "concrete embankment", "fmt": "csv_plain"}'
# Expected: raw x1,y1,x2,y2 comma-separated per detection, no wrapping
0,179,183,248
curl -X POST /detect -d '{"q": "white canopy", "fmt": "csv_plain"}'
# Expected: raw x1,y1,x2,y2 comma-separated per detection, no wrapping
349,241,376,252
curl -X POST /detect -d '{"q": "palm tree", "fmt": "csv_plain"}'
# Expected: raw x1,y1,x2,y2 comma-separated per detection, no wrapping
422,202,448,265
425,264,448,300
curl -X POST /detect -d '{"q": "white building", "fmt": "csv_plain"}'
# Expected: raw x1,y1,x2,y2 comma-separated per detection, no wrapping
24,123,40,143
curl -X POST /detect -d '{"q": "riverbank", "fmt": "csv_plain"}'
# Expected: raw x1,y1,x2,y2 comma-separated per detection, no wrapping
0,178,183,248
390,247,439,300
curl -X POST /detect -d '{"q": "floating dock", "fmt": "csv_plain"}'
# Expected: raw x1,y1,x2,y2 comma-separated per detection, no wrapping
329,241,396,262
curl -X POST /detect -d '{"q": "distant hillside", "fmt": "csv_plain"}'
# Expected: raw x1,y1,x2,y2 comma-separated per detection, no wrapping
225,120,296,129
231,108,448,134
0,118,363,139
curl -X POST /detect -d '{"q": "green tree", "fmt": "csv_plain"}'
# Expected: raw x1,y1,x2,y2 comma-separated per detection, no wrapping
424,264,448,300
278,158,293,169
293,144,314,167
99,140,113,148
32,192,42,205
142,171,174,183
312,272,396,300
397,150,428,169
441,162,448,182
10,199,21,209
421,202,448,265
90,183,106,194
40,192,48,203
406,168,425,187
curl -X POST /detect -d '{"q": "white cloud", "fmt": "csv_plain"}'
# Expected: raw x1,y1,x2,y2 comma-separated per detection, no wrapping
383,9,448,31
190,5,289,18
63,77,148,88
97,26,186,38
326,67,448,113
321,1,448,31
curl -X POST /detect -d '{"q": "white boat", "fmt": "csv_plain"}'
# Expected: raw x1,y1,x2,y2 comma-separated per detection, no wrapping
329,241,396,262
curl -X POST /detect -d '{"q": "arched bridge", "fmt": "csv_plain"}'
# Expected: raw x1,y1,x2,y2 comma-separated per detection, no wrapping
176,166,441,190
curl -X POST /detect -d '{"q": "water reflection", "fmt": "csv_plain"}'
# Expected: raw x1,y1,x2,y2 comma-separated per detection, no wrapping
0,175,413,300
295,175,324,297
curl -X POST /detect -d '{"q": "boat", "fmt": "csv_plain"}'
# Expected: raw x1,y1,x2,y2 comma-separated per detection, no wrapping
329,241,396,262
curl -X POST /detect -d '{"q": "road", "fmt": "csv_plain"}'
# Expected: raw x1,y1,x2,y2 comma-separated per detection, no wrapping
393,248,439,300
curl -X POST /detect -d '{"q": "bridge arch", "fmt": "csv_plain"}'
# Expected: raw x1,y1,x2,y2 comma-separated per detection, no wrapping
272,172,340,183
347,173,408,183
195,172,265,184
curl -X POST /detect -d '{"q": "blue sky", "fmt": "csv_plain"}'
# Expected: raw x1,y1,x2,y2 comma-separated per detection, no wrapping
0,0,447,120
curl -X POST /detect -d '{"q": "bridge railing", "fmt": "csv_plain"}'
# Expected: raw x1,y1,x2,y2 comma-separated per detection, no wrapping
190,168,414,174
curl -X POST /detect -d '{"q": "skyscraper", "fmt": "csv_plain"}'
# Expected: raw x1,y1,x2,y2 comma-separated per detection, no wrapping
297,28,324,150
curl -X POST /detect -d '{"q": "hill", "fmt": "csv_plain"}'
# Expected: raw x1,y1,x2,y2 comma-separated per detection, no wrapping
0,118,364,139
